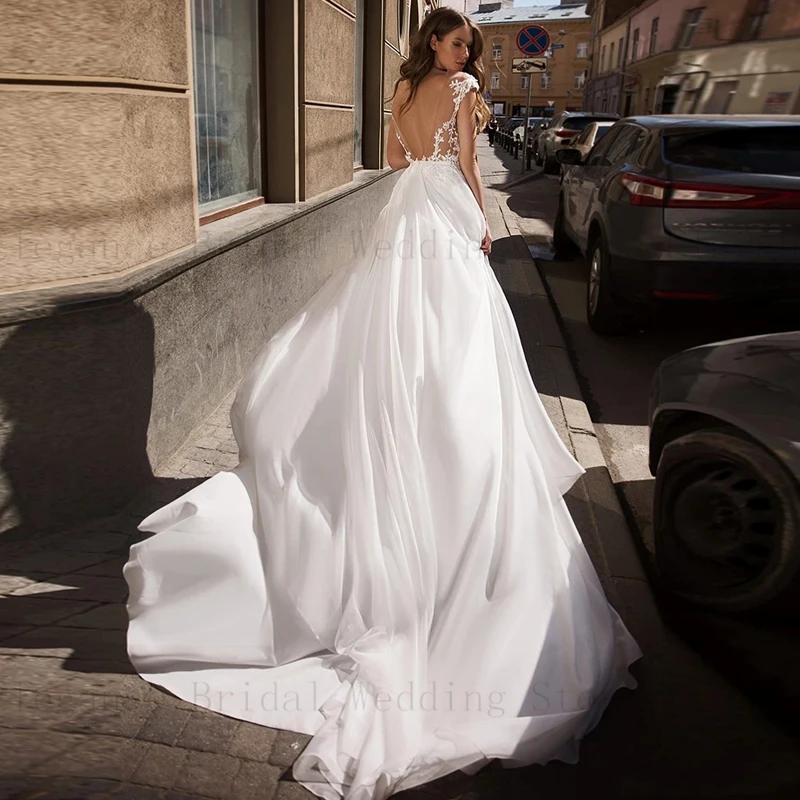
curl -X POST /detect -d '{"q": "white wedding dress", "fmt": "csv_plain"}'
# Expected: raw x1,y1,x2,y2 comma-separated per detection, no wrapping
124,72,641,800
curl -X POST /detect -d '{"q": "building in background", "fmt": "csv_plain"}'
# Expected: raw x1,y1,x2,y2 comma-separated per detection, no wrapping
439,0,512,12
0,1,436,537
472,3,592,118
584,0,800,116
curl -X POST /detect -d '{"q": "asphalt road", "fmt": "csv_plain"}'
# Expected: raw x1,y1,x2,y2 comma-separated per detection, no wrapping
508,170,800,736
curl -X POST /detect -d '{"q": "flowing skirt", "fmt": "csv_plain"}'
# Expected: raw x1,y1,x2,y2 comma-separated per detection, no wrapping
124,159,641,800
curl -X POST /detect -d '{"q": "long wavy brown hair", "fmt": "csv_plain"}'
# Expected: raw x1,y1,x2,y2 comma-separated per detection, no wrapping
389,7,491,135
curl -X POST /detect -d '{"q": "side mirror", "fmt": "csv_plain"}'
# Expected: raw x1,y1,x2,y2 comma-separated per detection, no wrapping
556,148,583,166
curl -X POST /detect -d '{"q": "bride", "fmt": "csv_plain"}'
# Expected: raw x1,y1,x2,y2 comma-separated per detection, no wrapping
124,8,641,800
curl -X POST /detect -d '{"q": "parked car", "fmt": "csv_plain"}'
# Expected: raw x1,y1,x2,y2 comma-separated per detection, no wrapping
513,117,544,141
500,116,525,134
558,120,615,177
553,115,800,335
537,111,619,173
649,330,800,615
530,119,551,164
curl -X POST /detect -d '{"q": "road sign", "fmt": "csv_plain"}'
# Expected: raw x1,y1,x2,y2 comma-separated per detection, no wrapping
512,57,548,73
551,43,565,50
516,25,550,56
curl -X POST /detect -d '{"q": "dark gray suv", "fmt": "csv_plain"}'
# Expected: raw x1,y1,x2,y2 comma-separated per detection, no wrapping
554,116,800,335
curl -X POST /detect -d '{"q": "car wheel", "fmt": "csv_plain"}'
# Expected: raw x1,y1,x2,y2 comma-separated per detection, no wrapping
553,195,578,258
586,235,633,334
654,428,800,616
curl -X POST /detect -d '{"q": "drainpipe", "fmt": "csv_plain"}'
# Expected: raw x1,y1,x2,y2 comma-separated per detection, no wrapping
618,16,631,116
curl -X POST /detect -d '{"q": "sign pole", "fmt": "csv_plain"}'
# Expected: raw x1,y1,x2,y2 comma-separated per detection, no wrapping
522,78,532,174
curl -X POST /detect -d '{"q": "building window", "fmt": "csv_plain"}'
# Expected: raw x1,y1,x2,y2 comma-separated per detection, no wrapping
192,0,261,213
521,74,530,89
492,43,502,59
617,37,624,66
609,42,615,69
601,45,606,73
491,71,500,89
677,8,705,49
574,71,586,89
576,42,589,58
541,72,552,90
650,17,659,55
631,29,640,62
746,0,772,40
354,0,365,166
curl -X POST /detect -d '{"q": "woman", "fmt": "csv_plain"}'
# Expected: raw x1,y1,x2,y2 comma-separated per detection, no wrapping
124,8,641,800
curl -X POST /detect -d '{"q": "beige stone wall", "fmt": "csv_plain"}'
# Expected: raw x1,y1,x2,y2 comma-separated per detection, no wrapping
0,0,195,293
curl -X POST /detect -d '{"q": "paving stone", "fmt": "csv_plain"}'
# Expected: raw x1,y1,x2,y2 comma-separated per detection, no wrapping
226,722,277,761
56,532,131,554
180,461,218,479
274,781,316,799
0,574,49,595
0,655,69,691
72,557,128,578
0,728,78,772
137,705,193,746
0,597,101,626
0,625,129,662
10,575,129,603
0,624,32,642
172,751,240,798
6,777,126,799
212,452,239,469
0,689,111,730
175,712,238,754
49,660,148,700
130,742,189,790
230,760,281,800
32,735,145,781
55,602,128,630
0,552,110,575
183,447,220,466
55,697,154,738
268,730,311,769
116,785,166,799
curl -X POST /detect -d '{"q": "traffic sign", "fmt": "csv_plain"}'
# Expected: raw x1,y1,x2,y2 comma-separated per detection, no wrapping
516,25,550,56
551,43,565,50
512,57,548,74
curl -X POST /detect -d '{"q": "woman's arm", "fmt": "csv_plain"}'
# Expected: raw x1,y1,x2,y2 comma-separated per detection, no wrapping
387,117,410,171
456,86,491,254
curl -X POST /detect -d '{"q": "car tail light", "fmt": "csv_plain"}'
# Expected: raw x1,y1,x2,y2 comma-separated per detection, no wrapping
554,128,580,138
620,173,800,209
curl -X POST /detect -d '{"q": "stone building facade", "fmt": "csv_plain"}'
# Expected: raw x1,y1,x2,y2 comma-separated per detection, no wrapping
0,0,435,537
472,3,592,118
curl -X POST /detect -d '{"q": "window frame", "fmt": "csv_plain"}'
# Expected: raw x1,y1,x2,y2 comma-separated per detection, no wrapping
631,28,640,62
192,0,265,222
650,17,659,55
677,8,705,50
492,43,502,60
541,71,553,90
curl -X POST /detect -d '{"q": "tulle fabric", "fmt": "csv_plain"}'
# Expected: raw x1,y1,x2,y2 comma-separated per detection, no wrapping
125,138,641,800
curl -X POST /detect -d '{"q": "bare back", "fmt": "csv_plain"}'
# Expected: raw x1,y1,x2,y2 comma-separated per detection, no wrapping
392,71,479,164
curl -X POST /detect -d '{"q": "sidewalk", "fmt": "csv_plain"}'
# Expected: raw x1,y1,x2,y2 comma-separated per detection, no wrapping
0,142,637,800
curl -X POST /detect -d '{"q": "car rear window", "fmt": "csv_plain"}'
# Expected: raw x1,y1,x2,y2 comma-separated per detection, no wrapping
564,117,617,132
663,127,800,176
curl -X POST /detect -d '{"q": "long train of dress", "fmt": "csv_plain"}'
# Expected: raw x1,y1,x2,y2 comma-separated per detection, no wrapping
124,153,642,800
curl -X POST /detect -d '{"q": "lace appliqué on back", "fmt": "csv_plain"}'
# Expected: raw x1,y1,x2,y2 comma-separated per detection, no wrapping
395,75,479,166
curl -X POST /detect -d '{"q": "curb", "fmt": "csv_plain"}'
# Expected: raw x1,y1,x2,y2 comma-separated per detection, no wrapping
488,189,651,613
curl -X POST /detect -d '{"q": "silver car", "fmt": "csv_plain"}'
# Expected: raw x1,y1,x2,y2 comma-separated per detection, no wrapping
538,111,619,174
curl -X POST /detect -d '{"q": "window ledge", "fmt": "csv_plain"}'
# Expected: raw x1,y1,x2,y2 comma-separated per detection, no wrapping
0,167,395,327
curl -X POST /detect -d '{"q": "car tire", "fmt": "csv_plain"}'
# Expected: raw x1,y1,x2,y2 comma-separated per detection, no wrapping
553,196,578,258
586,235,633,334
654,427,800,617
